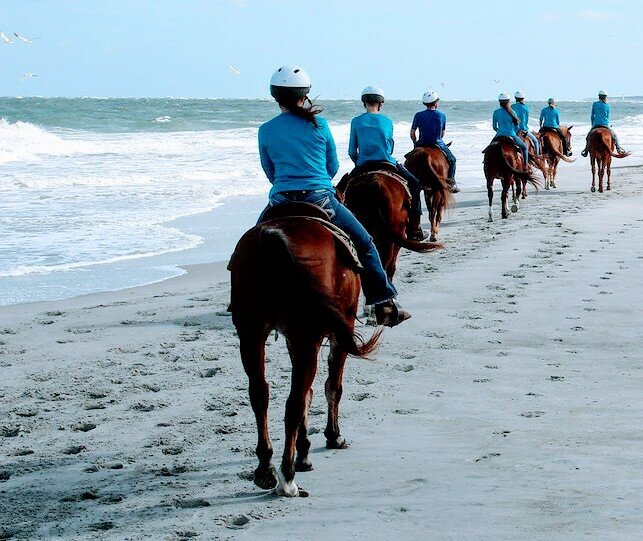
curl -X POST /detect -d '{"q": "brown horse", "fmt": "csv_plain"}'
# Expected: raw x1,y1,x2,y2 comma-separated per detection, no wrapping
539,126,575,190
483,137,540,221
228,207,381,497
517,131,548,198
587,127,631,193
404,146,455,241
339,170,442,281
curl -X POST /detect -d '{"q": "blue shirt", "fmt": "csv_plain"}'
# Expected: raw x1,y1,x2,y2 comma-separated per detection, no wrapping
591,100,610,127
258,112,339,197
411,109,446,146
348,112,396,166
492,107,517,137
511,102,530,132
540,106,560,128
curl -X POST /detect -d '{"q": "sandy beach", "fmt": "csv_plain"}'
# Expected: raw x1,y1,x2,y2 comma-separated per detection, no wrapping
1,163,642,540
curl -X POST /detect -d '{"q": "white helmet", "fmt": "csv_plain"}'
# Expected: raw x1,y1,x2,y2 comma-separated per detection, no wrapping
422,90,439,104
514,90,525,99
498,92,510,101
598,90,607,97
361,85,385,103
270,65,311,100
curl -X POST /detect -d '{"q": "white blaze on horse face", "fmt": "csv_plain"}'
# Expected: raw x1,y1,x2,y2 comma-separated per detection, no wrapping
277,469,299,497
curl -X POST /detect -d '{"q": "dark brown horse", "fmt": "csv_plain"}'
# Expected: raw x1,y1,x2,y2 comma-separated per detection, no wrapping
540,126,575,190
483,137,540,221
229,208,381,497
587,127,631,192
517,131,548,198
339,170,442,281
404,146,455,241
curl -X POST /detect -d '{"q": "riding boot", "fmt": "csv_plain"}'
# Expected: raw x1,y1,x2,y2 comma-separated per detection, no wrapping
375,299,411,327
447,178,460,193
406,212,427,241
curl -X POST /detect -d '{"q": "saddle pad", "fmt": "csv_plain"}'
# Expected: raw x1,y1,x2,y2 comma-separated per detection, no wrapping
348,169,412,199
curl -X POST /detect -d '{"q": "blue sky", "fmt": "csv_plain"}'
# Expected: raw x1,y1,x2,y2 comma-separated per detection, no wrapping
2,0,641,100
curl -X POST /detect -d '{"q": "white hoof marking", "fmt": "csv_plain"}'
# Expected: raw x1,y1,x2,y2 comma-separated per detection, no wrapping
277,469,299,497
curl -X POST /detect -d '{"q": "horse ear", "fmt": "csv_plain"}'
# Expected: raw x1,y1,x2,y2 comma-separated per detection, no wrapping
568,125,573,130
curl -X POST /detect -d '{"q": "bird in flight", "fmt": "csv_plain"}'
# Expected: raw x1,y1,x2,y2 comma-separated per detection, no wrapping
21,73,38,79
493,79,502,84
228,64,241,76
1,31,14,44
14,33,38,44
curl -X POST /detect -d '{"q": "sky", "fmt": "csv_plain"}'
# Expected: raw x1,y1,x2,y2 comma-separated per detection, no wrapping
1,0,642,100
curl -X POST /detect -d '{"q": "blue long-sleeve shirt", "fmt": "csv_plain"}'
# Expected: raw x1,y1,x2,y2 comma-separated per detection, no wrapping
591,100,610,127
492,107,517,137
412,109,446,146
511,102,530,132
258,112,339,197
348,112,397,166
540,106,560,128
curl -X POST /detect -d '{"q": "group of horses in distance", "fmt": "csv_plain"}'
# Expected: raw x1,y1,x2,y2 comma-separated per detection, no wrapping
228,126,629,497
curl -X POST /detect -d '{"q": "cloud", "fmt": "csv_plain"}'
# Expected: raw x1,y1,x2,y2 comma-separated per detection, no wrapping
576,9,612,20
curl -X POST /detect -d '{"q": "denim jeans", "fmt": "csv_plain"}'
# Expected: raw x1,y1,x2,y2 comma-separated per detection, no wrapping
511,135,529,166
525,131,540,154
436,141,457,180
395,163,422,218
260,189,397,305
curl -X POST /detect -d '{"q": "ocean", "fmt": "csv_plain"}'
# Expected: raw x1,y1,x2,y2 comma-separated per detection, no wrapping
1,97,642,306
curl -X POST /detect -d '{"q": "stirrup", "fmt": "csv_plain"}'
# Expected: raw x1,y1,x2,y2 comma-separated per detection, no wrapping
375,299,411,328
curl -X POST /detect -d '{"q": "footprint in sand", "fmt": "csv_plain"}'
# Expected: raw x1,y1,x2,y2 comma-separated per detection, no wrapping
475,452,501,462
350,392,372,401
519,411,545,418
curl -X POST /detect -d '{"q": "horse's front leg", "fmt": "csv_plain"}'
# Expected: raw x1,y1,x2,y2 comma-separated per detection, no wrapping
324,338,350,450
511,181,520,213
550,159,558,189
591,155,596,192
294,387,314,472
487,177,494,222
606,157,612,191
598,160,605,193
239,328,277,490
522,179,527,199
501,179,510,219
279,338,320,496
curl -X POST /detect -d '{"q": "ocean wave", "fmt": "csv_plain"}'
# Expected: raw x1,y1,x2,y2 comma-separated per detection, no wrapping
154,115,172,123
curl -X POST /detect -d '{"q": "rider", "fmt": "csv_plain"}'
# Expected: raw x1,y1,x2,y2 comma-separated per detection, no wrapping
258,66,410,327
511,90,540,155
580,90,626,156
410,90,460,193
347,85,426,241
492,92,529,168
539,98,572,156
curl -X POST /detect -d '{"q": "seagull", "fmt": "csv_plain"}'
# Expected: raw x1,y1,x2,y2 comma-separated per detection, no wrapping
228,64,241,76
21,73,38,79
14,33,38,43
1,31,14,44
493,79,502,84
440,82,446,88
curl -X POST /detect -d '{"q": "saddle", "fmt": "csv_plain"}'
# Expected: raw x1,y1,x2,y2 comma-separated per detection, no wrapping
405,142,452,161
482,136,521,154
259,201,362,270
336,160,401,195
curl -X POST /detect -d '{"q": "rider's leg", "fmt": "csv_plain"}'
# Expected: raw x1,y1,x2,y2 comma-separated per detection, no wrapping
437,142,457,180
581,130,591,157
527,131,540,155
556,128,570,155
610,129,624,152
395,163,426,240
512,136,529,169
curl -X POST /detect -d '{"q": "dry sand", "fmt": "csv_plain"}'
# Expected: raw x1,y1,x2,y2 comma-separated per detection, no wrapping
1,164,642,540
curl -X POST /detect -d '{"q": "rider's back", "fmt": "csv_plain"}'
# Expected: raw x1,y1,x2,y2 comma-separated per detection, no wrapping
412,109,446,146
511,102,530,132
349,112,396,166
540,106,560,128
591,101,610,127
493,108,517,137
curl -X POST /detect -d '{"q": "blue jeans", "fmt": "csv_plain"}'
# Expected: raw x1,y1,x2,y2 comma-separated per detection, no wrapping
260,189,397,306
436,141,457,180
395,163,422,218
511,135,529,166
525,131,540,154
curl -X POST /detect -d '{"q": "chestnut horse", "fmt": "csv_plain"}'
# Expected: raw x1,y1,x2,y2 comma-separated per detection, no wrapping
404,146,455,242
228,207,381,497
517,131,548,198
540,126,575,190
587,127,631,192
340,171,442,281
483,137,540,221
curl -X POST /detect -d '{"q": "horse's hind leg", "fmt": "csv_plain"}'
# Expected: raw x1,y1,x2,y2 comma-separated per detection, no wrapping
239,327,276,490
427,192,438,241
487,177,494,222
606,157,612,191
501,179,510,219
598,160,605,193
278,337,319,496
511,182,520,213
324,338,350,449
294,387,314,472
522,179,527,199
591,155,596,192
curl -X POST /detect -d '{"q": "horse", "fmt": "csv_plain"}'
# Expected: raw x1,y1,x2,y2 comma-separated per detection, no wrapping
517,130,548,198
483,137,540,221
587,127,631,193
228,203,381,497
339,170,443,282
404,146,455,242
539,126,575,190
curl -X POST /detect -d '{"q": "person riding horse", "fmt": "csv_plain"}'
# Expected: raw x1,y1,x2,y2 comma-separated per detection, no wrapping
409,90,459,193
512,90,540,155
539,98,572,156
581,91,627,157
341,85,426,240
492,92,529,170
257,66,410,327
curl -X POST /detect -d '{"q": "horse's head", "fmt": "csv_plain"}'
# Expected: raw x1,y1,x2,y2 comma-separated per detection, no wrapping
562,125,573,153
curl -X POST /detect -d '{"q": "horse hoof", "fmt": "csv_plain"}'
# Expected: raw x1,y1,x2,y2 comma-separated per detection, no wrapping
326,436,350,450
606,186,611,191
591,186,596,193
276,470,299,497
511,204,518,213
365,316,377,327
254,464,278,490
429,234,437,242
295,457,314,472
598,188,603,193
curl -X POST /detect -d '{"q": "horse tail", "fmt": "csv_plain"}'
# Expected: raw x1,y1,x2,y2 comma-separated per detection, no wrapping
260,226,380,357
547,147,575,163
499,154,541,191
